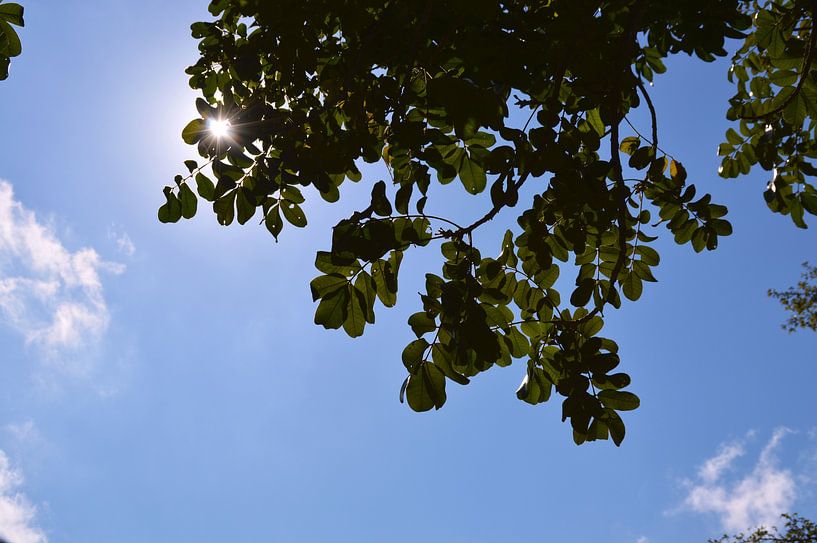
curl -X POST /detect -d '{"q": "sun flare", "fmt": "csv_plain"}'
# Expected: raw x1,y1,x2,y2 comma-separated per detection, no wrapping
208,118,232,139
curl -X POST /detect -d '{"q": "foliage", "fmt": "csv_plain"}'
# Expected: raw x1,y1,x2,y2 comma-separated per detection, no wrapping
161,0,817,445
719,0,817,227
769,262,817,331
709,513,817,543
0,1,23,80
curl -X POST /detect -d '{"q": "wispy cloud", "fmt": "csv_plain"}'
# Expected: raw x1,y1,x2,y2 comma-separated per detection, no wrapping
0,450,47,543
679,428,796,532
3,421,44,453
0,180,122,357
107,227,135,257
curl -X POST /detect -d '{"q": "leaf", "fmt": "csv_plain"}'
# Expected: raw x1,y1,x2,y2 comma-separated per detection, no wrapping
405,363,447,412
372,257,399,307
195,173,215,201
0,4,24,27
343,287,367,337
619,136,640,156
179,183,198,219
622,272,643,301
0,21,21,56
236,187,256,225
801,192,817,216
598,390,640,411
602,409,626,446
402,338,429,373
158,187,182,223
465,131,497,148
516,365,552,405
181,118,207,144
635,245,660,266
585,108,605,136
431,343,470,385
459,156,487,194
281,200,307,227
370,180,392,216
265,206,283,239
213,191,236,226
310,274,348,301
408,312,436,337
314,287,349,330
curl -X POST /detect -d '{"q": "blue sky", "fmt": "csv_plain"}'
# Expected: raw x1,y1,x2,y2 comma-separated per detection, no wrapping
0,2,815,543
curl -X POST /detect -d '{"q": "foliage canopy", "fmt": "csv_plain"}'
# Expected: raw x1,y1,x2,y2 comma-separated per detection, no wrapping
769,262,817,331
161,0,817,445
709,514,817,543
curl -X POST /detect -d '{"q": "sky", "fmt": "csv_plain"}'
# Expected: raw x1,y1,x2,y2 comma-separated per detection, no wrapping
0,2,815,543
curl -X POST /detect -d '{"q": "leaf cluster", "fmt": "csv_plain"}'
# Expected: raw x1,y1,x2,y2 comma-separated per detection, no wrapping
161,0,797,445
721,0,817,227
769,262,817,331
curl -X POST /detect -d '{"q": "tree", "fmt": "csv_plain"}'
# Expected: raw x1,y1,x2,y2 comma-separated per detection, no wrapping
159,0,817,446
0,1,23,80
769,262,817,331
709,514,817,543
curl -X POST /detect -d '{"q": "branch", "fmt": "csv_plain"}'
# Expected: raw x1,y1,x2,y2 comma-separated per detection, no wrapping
636,78,658,151
583,120,630,321
443,171,529,240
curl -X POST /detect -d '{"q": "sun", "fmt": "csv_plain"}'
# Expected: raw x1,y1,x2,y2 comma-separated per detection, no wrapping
208,118,232,139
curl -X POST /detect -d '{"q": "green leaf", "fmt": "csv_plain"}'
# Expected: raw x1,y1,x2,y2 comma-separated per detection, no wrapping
281,200,307,227
621,272,643,301
0,4,24,27
370,180,392,217
725,128,743,146
459,156,487,194
310,274,348,301
402,338,429,373
516,365,552,405
408,312,436,337
181,118,207,145
585,108,605,136
213,191,236,226
800,192,817,216
430,343,470,385
0,21,21,57
265,206,283,239
465,131,497,148
602,409,626,446
158,187,182,223
598,390,640,411
372,256,399,307
619,136,640,156
405,363,447,412
195,173,215,201
179,183,198,219
343,287,367,337
635,245,660,266
314,287,349,330
236,187,256,225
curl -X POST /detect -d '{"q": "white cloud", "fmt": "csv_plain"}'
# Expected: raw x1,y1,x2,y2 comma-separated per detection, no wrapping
680,428,796,532
698,442,745,484
636,536,649,543
0,180,122,356
107,227,135,257
0,450,46,543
